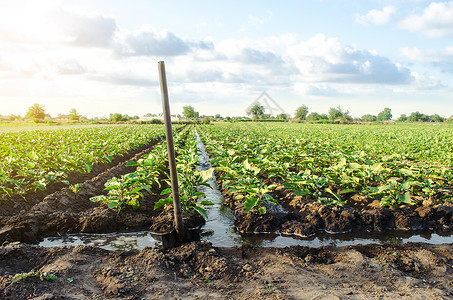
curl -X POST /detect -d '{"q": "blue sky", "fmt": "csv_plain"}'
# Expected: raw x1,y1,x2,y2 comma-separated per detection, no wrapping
1,0,452,118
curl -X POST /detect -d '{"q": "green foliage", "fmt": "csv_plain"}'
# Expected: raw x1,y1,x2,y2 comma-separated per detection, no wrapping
328,106,352,123
376,107,392,121
247,104,265,120
397,114,407,122
306,112,328,122
198,122,453,211
407,111,429,122
0,125,166,199
69,108,81,121
183,105,199,119
295,105,309,120
26,103,46,121
361,114,377,122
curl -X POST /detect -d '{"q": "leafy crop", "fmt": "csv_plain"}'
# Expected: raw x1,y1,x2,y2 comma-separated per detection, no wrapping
91,126,213,218
197,123,453,210
0,125,166,199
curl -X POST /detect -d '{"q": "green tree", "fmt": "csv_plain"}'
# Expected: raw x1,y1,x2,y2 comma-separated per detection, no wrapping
26,103,46,121
247,104,265,119
430,114,445,122
376,107,392,121
69,108,81,121
295,105,309,120
361,114,377,122
182,105,199,119
397,114,407,122
328,106,352,123
306,112,328,122
109,113,131,122
277,113,288,120
407,111,429,122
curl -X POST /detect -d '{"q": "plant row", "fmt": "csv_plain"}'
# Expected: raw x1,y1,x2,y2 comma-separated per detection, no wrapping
0,125,168,199
197,123,453,212
91,126,213,218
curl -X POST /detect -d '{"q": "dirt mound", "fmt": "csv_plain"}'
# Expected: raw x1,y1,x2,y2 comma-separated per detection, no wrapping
218,173,453,238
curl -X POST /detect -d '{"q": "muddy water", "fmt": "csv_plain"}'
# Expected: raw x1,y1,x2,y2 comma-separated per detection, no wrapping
39,129,453,251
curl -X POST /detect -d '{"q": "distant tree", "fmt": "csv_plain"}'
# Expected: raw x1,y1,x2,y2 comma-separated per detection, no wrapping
306,112,328,122
407,111,429,122
215,114,222,119
69,108,81,121
8,114,21,121
182,105,199,119
277,113,288,120
295,105,309,120
328,106,352,123
376,107,392,121
430,114,445,122
247,104,265,119
109,113,131,122
26,103,46,121
397,114,407,122
361,114,377,122
447,115,453,123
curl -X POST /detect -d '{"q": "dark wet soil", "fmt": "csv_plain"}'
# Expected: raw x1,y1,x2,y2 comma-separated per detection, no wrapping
217,172,453,239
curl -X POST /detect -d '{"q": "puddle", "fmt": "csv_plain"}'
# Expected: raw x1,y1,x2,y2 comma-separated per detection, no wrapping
40,232,159,251
38,129,453,251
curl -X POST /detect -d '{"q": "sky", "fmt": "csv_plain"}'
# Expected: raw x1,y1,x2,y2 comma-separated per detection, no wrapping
1,0,453,119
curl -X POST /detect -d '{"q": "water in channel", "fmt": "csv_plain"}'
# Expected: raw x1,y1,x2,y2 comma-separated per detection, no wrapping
39,129,453,251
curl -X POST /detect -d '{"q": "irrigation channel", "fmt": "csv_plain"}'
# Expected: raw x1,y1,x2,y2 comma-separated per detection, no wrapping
40,129,453,251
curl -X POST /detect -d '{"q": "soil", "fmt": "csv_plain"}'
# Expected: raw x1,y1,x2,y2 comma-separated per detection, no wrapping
218,173,453,238
0,241,452,299
0,136,452,299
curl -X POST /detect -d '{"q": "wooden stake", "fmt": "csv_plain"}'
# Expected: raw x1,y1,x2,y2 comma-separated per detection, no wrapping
158,61,184,241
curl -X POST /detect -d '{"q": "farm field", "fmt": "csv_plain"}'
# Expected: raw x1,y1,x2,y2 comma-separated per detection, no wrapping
0,122,452,299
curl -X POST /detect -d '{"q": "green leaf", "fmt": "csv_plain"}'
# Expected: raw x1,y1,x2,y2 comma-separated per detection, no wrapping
154,197,173,209
399,192,413,204
160,188,172,195
339,188,354,194
108,201,121,209
126,161,139,167
194,206,208,219
258,206,267,214
325,188,341,202
294,189,310,196
399,168,413,176
264,193,278,204
90,195,107,203
200,200,214,206
104,185,120,191
140,184,152,194
244,196,259,213
84,162,93,173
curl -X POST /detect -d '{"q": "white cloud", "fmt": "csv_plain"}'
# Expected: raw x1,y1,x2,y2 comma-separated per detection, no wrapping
401,46,453,72
400,2,453,38
52,9,118,47
287,34,412,85
356,5,396,26
248,12,273,28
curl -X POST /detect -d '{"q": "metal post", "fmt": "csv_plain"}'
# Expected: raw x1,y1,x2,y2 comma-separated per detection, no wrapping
158,61,184,241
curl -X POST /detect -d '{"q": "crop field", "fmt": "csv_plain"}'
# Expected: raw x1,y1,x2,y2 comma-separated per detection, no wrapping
0,124,167,199
199,122,453,209
0,122,453,299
